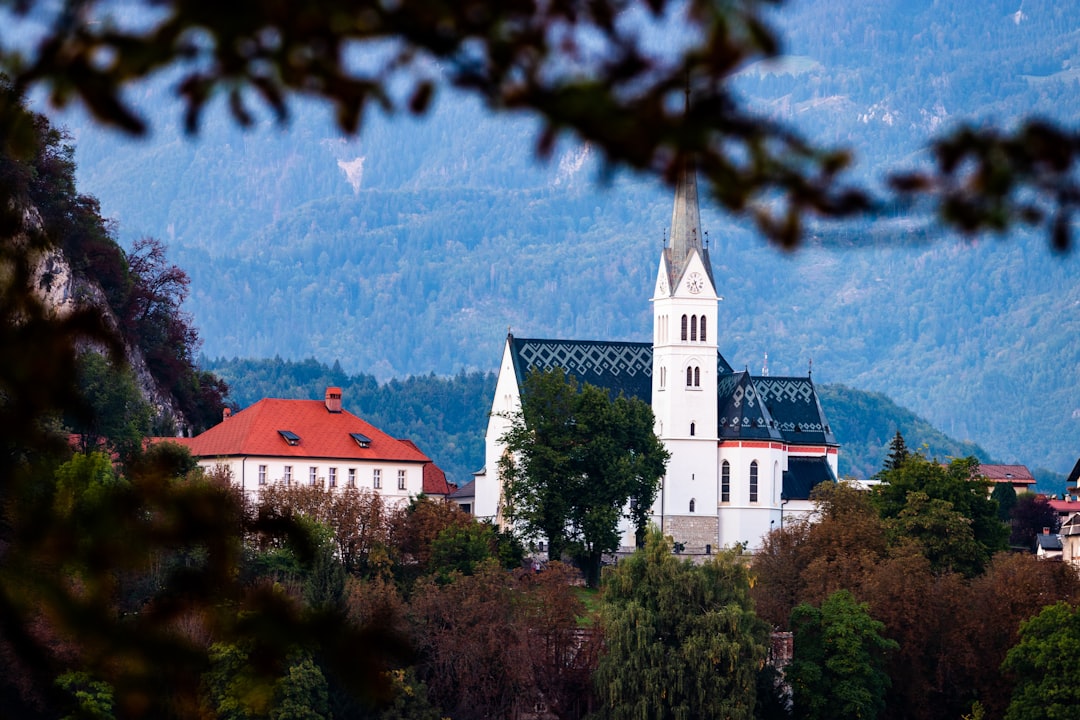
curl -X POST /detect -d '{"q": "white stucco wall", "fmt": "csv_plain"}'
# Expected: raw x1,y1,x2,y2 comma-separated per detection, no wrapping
197,456,423,509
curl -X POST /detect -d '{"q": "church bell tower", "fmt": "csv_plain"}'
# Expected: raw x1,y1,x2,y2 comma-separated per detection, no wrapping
650,153,721,548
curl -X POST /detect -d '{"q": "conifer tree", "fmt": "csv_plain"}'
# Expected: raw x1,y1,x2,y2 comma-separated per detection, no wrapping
884,431,910,472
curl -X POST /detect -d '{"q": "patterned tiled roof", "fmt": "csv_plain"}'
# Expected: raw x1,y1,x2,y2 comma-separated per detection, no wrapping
751,376,836,445
178,397,430,464
509,336,735,404
717,372,783,440
510,337,655,402
506,337,833,445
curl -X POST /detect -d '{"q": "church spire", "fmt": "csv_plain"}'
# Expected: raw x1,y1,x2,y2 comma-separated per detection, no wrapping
668,152,703,280
659,87,715,296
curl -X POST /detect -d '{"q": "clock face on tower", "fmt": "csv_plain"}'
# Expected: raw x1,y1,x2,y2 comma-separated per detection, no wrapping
658,276,668,295
686,271,705,295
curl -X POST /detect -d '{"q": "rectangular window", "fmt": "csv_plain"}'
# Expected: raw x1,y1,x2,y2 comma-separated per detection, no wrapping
397,469,406,490
749,461,759,503
284,465,292,485
348,468,356,488
309,466,318,486
328,467,337,488
721,462,730,503
373,469,382,489
258,465,267,485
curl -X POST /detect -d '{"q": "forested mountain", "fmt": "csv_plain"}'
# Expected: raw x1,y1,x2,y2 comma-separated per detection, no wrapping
59,0,1080,473
205,357,997,486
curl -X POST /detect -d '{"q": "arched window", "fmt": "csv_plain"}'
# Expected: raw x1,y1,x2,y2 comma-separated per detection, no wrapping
721,461,730,502
690,422,696,436
690,315,698,341
686,366,693,386
689,498,696,513
694,366,700,387
749,460,759,502
681,314,688,341
700,316,707,342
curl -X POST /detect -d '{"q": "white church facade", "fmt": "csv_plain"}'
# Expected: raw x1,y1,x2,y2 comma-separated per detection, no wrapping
475,158,838,553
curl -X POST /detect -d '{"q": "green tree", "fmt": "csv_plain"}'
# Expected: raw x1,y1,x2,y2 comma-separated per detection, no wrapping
203,645,331,720
888,491,988,577
1002,602,1080,720
69,351,152,465
787,590,897,720
594,526,768,720
429,522,500,580
499,369,668,586
873,455,1007,575
56,671,116,720
883,431,909,472
992,482,1018,524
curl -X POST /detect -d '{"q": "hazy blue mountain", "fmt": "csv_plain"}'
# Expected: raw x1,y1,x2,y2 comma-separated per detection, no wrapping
56,1,1080,474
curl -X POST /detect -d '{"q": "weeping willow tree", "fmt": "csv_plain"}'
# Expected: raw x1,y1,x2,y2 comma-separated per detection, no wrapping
593,527,768,720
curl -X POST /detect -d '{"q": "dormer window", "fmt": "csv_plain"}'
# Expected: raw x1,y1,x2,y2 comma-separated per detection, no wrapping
278,430,300,445
350,432,372,449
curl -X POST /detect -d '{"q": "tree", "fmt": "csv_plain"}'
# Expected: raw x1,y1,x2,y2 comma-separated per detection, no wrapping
992,482,1018,524
1009,493,1060,550
787,590,897,720
873,455,1007,575
68,351,152,465
952,554,1080,719
3,2,1078,249
888,491,988,577
1002,602,1080,720
594,526,768,720
499,369,668,586
752,481,889,627
883,431,909,472
408,560,533,720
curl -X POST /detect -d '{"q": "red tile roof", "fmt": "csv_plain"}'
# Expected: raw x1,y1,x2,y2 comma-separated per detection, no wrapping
978,464,1036,485
1048,499,1080,515
398,439,455,495
179,398,430,464
422,462,454,496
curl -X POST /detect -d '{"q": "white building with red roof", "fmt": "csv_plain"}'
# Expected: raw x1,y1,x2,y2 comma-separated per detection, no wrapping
169,387,452,504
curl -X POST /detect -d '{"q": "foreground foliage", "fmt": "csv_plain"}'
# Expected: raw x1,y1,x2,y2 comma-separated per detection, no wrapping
752,454,1080,720
594,527,768,720
788,590,896,720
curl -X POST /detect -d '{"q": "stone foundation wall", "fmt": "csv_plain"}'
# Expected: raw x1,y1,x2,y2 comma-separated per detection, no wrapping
663,515,719,553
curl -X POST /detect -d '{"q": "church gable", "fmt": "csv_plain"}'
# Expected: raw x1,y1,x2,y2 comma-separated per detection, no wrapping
669,249,715,298
509,337,653,402
751,376,836,445
717,372,784,440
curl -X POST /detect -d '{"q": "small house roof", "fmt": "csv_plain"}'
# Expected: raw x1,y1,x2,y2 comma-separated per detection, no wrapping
978,464,1036,485
179,396,430,464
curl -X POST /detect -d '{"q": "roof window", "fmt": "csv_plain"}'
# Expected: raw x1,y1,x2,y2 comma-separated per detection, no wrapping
278,430,301,445
350,432,372,448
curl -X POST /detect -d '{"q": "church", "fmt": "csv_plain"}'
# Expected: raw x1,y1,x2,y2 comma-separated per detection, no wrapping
475,158,838,553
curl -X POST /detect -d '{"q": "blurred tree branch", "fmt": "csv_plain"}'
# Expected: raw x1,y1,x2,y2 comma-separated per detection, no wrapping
3,0,1075,247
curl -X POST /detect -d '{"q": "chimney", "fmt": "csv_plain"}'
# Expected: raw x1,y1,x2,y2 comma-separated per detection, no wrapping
1044,527,1051,535
325,387,343,413
223,407,232,421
